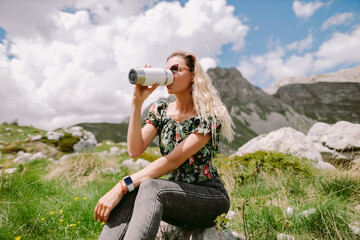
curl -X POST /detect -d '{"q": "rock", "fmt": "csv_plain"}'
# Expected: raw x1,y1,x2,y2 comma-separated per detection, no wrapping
57,153,78,163
284,207,294,217
308,121,360,150
349,222,360,235
157,221,241,240
0,165,3,170
5,127,12,132
4,168,17,174
74,141,96,152
100,167,121,175
65,126,83,137
226,210,236,220
233,127,323,163
121,158,151,170
46,131,64,141
298,208,316,218
277,233,295,240
316,161,336,170
13,151,47,163
31,135,43,141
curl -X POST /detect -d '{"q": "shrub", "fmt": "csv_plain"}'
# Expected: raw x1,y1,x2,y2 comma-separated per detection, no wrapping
217,151,315,185
57,133,80,153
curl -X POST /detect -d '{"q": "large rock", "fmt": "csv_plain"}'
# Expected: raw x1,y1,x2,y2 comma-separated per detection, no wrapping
307,121,360,150
234,127,323,163
13,151,47,164
307,121,360,164
157,221,242,240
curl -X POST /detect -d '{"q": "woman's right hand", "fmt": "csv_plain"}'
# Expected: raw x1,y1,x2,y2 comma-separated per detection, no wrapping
132,65,159,104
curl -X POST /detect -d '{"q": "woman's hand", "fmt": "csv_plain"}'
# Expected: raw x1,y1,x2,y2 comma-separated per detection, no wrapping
132,65,159,104
94,182,125,223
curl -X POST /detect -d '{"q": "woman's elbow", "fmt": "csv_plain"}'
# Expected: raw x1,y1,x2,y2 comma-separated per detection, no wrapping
127,149,142,158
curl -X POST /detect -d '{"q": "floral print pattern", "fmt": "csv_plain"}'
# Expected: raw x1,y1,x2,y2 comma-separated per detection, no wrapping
144,101,222,184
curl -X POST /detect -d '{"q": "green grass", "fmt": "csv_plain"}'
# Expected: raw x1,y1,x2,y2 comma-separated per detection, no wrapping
1,146,360,239
215,151,360,239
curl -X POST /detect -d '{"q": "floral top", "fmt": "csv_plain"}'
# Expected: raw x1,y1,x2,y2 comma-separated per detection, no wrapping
144,101,222,184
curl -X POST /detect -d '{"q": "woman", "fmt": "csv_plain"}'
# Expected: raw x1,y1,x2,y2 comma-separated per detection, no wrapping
94,50,234,240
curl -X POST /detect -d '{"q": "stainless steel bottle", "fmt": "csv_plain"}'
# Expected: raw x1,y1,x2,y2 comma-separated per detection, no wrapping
128,68,174,86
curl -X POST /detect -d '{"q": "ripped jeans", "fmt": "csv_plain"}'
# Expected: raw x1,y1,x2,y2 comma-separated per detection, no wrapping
99,177,230,240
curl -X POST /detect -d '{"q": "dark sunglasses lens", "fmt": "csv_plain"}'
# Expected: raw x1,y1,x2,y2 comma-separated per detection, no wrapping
170,65,178,73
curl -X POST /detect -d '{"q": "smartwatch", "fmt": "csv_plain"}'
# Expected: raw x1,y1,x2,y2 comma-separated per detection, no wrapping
123,176,135,192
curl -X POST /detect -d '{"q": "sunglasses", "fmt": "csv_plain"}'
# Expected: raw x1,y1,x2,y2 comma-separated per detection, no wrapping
169,64,190,74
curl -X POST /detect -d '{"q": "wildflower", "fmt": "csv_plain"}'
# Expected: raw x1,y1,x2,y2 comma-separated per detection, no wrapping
59,219,63,223
50,211,57,215
83,197,87,200
69,224,76,227
59,209,63,214
101,222,105,225
74,197,79,201
41,218,45,221
77,221,80,224
15,237,21,240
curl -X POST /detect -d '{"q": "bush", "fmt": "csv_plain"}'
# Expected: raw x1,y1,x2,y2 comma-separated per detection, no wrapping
217,151,315,185
57,133,80,153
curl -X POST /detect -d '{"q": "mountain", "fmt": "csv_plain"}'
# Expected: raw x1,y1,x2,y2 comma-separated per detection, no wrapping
273,82,360,124
207,67,315,151
264,65,360,95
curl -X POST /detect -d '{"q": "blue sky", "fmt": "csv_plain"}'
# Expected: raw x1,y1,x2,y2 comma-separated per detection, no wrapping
0,0,359,130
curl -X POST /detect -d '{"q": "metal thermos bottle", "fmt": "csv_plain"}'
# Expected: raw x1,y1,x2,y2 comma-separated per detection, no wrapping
128,68,174,86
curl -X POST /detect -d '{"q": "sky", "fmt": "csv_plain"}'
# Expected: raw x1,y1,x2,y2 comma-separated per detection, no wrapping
0,0,359,130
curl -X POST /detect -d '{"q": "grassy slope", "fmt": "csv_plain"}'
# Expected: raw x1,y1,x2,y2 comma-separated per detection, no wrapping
1,125,360,239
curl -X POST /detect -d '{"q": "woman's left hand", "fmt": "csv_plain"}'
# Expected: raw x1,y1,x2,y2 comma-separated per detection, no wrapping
94,182,125,223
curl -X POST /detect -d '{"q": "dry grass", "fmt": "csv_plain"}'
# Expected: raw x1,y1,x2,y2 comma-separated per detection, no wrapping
46,153,119,186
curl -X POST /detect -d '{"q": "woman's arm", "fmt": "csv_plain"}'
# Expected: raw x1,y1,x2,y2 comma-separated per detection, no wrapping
130,132,211,186
127,83,159,158
94,132,211,222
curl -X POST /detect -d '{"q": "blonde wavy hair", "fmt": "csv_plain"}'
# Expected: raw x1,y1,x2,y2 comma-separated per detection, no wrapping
167,50,234,142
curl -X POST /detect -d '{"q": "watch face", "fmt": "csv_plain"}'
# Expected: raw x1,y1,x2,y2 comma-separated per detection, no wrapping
124,176,133,185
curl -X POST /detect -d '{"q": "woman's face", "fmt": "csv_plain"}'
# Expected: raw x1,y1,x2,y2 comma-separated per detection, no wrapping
165,56,193,95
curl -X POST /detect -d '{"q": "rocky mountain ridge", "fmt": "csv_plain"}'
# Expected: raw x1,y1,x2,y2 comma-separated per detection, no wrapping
273,82,360,124
264,65,360,95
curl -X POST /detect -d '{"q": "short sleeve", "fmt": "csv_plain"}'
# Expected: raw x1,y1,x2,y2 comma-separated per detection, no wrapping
192,117,222,136
144,101,167,131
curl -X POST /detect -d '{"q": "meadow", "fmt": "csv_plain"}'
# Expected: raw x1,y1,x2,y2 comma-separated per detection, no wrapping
1,132,360,239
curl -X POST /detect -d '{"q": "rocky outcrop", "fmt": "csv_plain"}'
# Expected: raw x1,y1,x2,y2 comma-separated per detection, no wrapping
233,121,360,168
307,121,360,165
273,82,360,124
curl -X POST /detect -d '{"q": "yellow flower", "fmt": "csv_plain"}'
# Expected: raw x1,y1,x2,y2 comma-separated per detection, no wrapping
77,221,80,224
69,224,76,227
41,218,45,221
101,221,105,225
83,197,87,200
50,211,57,215
74,197,79,201
59,219,63,223
59,209,63,214
15,237,21,240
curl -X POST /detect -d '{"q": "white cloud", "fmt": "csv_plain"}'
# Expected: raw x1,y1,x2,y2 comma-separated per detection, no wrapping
286,34,313,53
0,0,249,130
238,25,360,88
322,12,354,30
292,0,324,18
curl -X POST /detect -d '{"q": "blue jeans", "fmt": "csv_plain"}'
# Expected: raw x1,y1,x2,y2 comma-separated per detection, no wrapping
99,177,230,240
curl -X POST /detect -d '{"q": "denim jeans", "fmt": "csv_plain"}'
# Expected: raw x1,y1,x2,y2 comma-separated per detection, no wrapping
99,177,230,240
